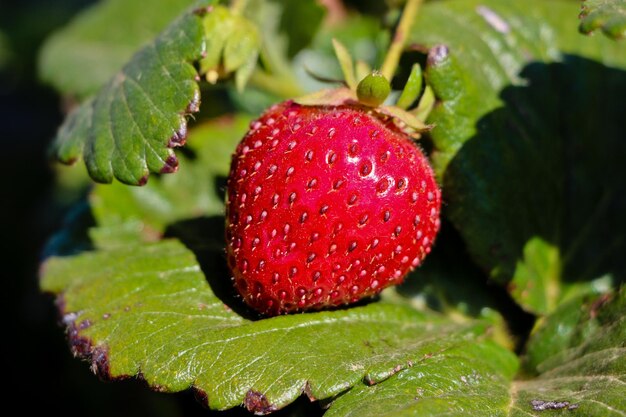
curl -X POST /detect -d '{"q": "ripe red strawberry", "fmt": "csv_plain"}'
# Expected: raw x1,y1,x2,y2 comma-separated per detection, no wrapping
225,100,441,315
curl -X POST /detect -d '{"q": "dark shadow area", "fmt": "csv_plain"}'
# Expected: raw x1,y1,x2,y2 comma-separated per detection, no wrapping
443,55,626,287
214,173,228,202
397,220,535,352
164,216,261,320
40,199,96,258
344,0,388,17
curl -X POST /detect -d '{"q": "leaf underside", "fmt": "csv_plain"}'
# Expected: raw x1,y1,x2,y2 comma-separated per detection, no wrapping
579,0,626,39
413,0,626,314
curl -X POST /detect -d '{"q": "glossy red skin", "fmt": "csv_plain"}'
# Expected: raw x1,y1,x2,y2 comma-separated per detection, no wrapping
226,101,441,315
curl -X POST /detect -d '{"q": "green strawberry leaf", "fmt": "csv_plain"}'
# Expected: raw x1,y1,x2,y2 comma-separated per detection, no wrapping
511,288,625,416
524,288,625,376
580,0,626,39
50,2,261,185
51,7,207,185
325,289,625,417
43,116,248,255
87,115,250,247
412,0,626,314
41,238,491,413
325,340,518,417
38,0,195,99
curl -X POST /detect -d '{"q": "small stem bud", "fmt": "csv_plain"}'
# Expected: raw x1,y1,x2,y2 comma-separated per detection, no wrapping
357,71,391,107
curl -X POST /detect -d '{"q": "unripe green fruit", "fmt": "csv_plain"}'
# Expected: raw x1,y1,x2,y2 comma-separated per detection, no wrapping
356,71,391,107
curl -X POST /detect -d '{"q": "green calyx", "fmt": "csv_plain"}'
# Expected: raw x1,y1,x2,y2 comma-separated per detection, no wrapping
356,71,391,107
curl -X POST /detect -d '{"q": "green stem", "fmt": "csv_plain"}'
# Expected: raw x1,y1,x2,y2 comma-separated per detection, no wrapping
380,0,423,81
230,0,248,15
249,69,305,98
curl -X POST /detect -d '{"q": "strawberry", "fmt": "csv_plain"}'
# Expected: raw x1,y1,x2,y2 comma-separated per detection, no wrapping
225,100,441,315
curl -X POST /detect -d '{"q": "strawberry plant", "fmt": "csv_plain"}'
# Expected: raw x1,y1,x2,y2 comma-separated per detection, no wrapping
39,0,625,415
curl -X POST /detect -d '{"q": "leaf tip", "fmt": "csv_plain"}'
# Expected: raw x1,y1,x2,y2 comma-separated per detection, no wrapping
186,89,201,114
159,155,179,175
168,124,188,147
244,390,277,415
57,155,79,165
303,381,316,401
65,314,118,381
137,174,150,186
364,375,376,386
194,387,209,408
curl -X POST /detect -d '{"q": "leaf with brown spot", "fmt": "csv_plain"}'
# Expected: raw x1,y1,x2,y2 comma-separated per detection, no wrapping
51,7,207,185
326,290,625,417
41,239,493,412
579,0,626,39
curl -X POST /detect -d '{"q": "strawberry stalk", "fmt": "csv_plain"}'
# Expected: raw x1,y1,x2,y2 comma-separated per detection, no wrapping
380,0,424,81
